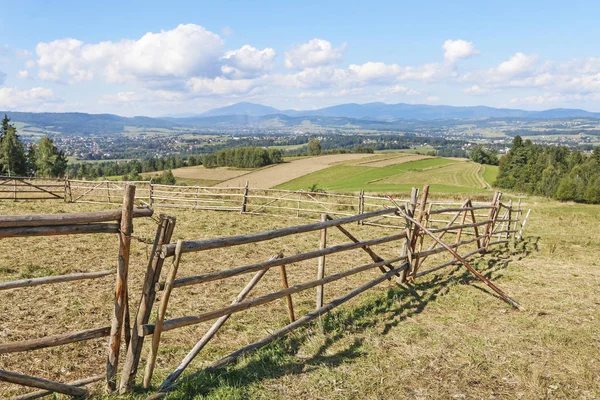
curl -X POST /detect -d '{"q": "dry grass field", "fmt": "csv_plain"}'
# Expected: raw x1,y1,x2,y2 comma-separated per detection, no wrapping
1,195,599,399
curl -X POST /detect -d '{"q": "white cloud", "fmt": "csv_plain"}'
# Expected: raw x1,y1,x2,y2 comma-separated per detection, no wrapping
101,89,185,104
494,52,538,77
221,45,276,79
186,76,264,96
427,96,440,102
17,70,30,79
36,24,225,85
463,84,489,95
25,60,36,69
0,87,61,110
285,39,346,69
443,39,479,63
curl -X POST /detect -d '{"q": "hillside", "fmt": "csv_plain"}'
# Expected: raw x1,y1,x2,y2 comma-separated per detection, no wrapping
3,101,600,136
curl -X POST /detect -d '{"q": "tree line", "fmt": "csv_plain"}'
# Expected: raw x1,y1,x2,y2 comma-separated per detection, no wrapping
495,136,600,203
202,147,283,168
0,115,68,177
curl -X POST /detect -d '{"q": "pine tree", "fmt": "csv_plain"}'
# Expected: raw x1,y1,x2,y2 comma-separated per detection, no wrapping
0,125,27,176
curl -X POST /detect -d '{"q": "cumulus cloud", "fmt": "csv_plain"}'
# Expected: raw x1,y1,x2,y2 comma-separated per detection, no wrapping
25,60,36,69
101,89,185,104
36,24,225,85
0,87,61,110
186,76,264,96
443,39,479,63
285,39,345,69
492,52,538,78
221,45,276,79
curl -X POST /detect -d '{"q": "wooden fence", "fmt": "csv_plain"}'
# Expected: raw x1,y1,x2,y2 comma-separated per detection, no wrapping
118,185,525,397
1,182,530,398
0,176,66,201
61,179,514,229
0,185,156,399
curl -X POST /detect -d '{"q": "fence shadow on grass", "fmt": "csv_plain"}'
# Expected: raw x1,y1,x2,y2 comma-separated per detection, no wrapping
161,238,537,399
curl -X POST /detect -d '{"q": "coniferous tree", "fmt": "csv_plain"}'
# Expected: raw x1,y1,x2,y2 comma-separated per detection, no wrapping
0,126,27,176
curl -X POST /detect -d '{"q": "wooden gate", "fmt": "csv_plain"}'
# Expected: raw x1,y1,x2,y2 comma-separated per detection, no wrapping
0,176,65,201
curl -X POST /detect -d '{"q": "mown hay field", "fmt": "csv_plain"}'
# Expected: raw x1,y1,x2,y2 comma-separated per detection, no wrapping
1,194,599,399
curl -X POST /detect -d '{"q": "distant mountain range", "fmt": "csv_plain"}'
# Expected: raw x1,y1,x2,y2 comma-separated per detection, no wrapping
3,101,599,136
195,101,600,119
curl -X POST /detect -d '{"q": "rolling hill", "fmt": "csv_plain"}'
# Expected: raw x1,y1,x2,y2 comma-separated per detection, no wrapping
3,101,599,136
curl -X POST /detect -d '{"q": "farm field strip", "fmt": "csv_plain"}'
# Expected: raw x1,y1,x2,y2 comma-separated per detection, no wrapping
215,153,377,189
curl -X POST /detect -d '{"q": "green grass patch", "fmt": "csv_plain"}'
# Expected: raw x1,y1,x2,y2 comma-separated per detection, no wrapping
276,158,489,194
482,165,499,186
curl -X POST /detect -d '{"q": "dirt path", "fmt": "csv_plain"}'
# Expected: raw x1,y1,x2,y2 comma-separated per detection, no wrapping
215,153,376,188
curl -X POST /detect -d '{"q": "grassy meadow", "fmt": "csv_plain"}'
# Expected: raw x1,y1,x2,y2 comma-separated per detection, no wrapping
277,157,492,194
0,191,599,399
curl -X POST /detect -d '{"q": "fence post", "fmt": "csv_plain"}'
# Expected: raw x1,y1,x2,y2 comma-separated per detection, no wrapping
240,181,249,213
358,189,364,225
149,182,154,207
67,179,73,203
482,191,499,252
63,176,68,203
485,192,502,251
143,239,184,388
400,187,418,282
517,209,531,241
410,185,429,278
119,214,176,394
505,199,513,239
315,214,328,309
106,184,135,392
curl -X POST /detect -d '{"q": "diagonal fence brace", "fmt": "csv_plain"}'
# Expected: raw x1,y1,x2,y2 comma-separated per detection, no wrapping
389,196,524,311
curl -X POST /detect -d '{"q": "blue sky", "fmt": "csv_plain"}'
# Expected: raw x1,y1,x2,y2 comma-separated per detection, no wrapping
1,0,599,116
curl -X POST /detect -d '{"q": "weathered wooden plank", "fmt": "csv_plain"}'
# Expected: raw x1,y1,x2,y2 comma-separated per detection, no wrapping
0,207,152,228
0,223,120,238
162,232,406,289
10,375,104,400
161,208,398,257
0,369,87,397
0,326,110,354
0,270,114,291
